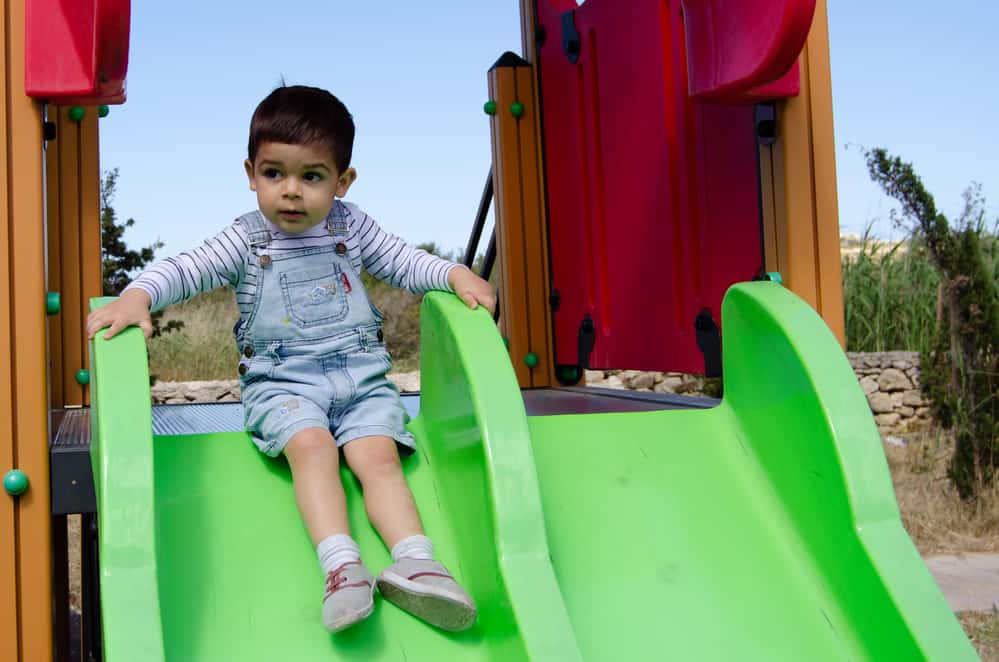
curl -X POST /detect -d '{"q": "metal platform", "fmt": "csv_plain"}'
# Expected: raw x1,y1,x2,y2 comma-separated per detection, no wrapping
521,386,718,415
49,387,717,515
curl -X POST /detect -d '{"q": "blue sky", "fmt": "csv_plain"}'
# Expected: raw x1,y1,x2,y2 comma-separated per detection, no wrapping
100,1,997,259
828,1,998,238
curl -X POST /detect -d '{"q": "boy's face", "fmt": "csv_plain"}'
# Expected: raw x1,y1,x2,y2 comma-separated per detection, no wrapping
244,142,356,234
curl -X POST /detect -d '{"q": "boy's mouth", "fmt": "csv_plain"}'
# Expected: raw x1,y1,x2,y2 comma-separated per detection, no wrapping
279,210,306,220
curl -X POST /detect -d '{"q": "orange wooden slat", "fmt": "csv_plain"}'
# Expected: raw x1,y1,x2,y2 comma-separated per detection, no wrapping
45,112,64,409
8,0,53,656
0,0,19,653
804,0,845,343
771,0,844,346
513,66,553,388
78,111,102,405
779,47,820,309
490,67,532,387
519,0,535,62
517,6,556,386
57,109,83,406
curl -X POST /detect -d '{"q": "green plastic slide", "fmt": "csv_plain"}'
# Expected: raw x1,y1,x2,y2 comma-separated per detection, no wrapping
89,284,976,660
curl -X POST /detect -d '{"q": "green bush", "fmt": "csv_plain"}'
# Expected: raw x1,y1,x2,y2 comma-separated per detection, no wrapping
864,149,999,499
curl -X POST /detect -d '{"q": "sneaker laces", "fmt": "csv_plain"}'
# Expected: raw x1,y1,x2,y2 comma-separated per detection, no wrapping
325,561,364,598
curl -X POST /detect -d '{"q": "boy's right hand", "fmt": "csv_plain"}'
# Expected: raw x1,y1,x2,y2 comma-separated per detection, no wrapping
86,288,154,340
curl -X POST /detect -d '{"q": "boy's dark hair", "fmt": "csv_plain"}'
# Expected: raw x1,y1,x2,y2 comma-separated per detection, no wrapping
248,85,355,172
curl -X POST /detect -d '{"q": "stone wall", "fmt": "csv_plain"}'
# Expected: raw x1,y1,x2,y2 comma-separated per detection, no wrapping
150,371,421,405
150,351,930,432
583,351,930,432
845,351,930,431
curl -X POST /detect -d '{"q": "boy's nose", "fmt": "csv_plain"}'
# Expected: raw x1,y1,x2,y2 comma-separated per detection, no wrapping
282,178,302,197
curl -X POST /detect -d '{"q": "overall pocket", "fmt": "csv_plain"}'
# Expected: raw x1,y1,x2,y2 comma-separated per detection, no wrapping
279,264,350,327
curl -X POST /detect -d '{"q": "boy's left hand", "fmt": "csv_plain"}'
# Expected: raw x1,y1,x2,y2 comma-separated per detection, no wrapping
448,266,496,317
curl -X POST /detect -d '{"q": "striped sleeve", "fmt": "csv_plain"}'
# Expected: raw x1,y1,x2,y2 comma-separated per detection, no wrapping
123,222,249,312
348,205,457,295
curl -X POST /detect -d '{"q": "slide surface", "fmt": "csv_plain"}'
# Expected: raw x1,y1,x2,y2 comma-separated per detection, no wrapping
89,285,976,661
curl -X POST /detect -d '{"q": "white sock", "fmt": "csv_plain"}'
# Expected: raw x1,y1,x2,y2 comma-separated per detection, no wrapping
391,534,434,562
317,534,361,575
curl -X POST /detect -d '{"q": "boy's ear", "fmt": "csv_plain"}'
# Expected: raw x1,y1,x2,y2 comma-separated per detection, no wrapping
244,159,257,191
335,167,357,198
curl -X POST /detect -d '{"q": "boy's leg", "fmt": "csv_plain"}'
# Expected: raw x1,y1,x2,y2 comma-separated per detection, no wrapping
343,435,476,631
284,427,374,633
341,434,423,547
284,427,350,544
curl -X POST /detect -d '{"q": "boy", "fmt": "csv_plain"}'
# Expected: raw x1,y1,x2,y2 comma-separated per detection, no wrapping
86,85,494,633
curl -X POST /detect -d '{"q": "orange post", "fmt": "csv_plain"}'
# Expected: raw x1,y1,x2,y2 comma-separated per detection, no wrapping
0,2,18,650
760,0,845,345
488,53,555,388
0,0,54,658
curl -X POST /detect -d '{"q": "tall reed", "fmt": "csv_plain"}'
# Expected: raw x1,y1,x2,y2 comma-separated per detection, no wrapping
842,230,940,354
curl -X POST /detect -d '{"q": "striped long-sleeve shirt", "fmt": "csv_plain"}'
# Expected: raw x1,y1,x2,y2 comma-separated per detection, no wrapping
125,201,458,313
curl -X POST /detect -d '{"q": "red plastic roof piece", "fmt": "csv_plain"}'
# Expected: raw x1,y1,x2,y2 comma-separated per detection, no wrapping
25,0,130,104
681,0,815,101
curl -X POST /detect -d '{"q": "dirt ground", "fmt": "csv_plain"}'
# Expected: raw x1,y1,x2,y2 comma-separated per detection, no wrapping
883,426,999,659
883,427,999,556
961,612,999,661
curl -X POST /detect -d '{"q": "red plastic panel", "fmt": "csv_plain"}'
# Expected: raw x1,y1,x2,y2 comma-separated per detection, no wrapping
25,0,130,103
682,0,814,100
536,0,766,374
742,61,800,101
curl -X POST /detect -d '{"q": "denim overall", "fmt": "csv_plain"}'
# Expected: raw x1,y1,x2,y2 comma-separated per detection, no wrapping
234,207,415,456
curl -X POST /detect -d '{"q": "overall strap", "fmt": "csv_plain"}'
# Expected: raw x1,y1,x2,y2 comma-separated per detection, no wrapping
328,200,351,239
326,200,360,267
236,210,271,250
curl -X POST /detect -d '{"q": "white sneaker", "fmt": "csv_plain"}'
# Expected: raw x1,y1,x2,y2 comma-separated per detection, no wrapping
377,558,477,631
322,561,375,633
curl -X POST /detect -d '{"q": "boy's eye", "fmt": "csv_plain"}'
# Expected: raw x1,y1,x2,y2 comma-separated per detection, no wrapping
263,168,282,179
303,172,323,182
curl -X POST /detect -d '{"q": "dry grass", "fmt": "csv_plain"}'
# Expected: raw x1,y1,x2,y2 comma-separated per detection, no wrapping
147,288,240,381
960,611,999,662
68,515,81,612
144,282,423,380
883,426,999,555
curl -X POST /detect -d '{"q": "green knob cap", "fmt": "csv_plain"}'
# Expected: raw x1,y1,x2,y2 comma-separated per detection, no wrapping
98,105,110,118
68,106,85,122
76,369,90,385
46,291,61,316
483,100,497,116
510,101,525,118
3,470,28,496
765,271,783,285
559,366,579,382
524,352,539,368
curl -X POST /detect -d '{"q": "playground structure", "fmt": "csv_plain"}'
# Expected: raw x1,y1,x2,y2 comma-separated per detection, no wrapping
0,0,979,660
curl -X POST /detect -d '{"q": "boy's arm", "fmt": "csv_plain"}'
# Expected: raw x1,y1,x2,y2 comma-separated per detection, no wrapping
352,207,454,294
87,223,248,340
351,206,495,314
124,223,248,312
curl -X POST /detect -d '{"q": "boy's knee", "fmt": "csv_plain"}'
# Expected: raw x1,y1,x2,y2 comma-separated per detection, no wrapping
285,427,337,460
344,436,402,483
